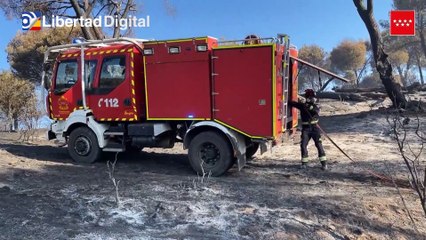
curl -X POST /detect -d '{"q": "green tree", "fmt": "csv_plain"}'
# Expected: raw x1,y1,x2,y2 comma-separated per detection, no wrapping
330,40,367,86
353,0,407,108
393,0,426,60
7,27,80,84
0,71,34,131
360,72,382,88
387,49,416,86
380,18,421,86
298,45,328,90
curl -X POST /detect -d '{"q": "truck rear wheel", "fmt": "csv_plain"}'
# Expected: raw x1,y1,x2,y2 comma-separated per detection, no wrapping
188,131,233,177
68,127,101,164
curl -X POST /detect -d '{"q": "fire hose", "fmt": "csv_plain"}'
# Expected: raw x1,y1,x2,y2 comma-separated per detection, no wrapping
297,97,392,182
315,122,391,182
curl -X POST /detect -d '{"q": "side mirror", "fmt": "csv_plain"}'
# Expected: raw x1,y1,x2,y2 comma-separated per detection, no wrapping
42,63,52,90
43,63,51,71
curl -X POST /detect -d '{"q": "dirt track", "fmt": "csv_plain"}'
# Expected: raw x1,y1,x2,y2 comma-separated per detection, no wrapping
0,99,425,240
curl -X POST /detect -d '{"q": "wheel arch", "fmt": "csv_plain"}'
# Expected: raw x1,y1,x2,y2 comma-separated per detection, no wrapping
65,122,87,137
184,121,247,171
62,110,110,148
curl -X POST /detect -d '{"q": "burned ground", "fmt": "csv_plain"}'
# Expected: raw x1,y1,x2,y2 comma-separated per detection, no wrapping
0,99,425,240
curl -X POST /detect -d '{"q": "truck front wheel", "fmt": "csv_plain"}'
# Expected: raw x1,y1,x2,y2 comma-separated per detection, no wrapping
188,131,233,177
68,127,101,164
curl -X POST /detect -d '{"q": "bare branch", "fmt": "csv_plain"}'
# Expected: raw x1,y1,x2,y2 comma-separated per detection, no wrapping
107,152,121,207
384,163,420,233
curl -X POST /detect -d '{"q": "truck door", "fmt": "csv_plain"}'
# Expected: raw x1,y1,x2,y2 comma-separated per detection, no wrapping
212,45,275,138
86,52,138,122
49,58,81,120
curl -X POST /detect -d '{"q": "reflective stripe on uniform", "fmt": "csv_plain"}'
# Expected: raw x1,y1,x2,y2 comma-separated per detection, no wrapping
302,157,309,163
302,120,319,125
319,156,327,162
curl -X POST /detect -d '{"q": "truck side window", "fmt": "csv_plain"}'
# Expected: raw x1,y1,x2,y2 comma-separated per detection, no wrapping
84,60,97,89
55,60,78,93
99,56,126,89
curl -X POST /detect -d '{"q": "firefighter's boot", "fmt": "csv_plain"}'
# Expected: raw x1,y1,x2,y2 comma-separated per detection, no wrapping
300,157,309,169
321,161,328,171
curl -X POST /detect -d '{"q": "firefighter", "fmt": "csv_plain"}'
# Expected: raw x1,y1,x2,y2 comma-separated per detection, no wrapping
289,89,327,170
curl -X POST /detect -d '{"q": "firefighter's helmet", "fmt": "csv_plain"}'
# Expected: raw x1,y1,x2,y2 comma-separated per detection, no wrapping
304,89,316,98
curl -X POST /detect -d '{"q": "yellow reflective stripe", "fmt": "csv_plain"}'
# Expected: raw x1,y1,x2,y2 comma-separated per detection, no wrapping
302,157,309,163
319,156,327,161
302,120,319,125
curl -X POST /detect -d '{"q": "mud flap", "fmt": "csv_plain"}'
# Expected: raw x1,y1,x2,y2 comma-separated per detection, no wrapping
259,142,268,154
227,129,247,171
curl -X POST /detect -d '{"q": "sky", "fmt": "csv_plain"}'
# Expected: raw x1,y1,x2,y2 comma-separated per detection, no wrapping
0,0,394,71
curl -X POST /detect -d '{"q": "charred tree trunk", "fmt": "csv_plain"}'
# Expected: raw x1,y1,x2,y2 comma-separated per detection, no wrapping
13,118,18,131
318,77,335,92
416,52,425,85
419,13,426,61
353,0,407,108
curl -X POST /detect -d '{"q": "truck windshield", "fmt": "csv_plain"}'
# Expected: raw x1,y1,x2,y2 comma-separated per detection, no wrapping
55,60,78,93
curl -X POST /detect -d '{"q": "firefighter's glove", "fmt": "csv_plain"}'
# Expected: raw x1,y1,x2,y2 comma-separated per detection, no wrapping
298,96,306,104
305,103,315,111
306,97,317,104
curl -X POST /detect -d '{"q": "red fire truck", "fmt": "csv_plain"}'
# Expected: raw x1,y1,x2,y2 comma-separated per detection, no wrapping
42,34,345,176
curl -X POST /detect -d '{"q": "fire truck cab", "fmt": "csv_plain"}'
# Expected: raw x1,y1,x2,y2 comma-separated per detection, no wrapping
43,35,299,176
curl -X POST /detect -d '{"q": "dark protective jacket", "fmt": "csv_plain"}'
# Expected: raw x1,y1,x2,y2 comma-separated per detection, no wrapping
289,101,320,125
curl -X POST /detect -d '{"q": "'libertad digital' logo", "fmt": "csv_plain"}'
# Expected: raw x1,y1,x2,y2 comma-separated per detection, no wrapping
21,11,150,32
22,11,42,31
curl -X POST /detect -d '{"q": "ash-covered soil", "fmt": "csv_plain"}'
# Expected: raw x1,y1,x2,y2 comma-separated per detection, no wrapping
0,99,425,240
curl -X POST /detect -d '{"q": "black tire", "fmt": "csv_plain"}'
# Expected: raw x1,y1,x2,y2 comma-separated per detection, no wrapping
188,131,233,177
246,142,259,159
68,127,101,164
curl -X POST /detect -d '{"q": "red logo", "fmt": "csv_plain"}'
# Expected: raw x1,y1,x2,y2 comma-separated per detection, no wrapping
390,10,415,36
